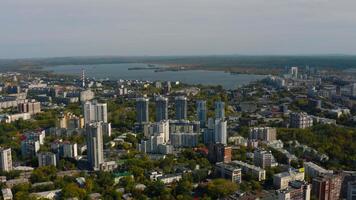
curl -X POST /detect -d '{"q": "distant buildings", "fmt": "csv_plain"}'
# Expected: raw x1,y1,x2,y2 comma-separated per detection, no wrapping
155,96,168,122
37,152,57,167
86,122,104,171
136,97,149,124
289,112,313,129
175,96,187,120
0,147,12,172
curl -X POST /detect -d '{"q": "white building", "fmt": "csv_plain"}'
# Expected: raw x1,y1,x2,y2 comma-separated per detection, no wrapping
83,101,108,124
1,188,13,200
0,148,12,172
273,170,305,189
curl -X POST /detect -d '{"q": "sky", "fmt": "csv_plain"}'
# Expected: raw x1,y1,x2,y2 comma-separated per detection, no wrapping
1,0,356,59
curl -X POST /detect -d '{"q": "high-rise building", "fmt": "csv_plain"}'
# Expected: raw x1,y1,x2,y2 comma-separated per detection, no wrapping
83,101,108,124
155,96,168,122
215,101,225,119
196,100,207,127
37,152,57,167
214,119,227,145
136,97,149,124
312,174,342,200
86,122,104,171
0,147,12,172
254,149,278,169
175,96,187,120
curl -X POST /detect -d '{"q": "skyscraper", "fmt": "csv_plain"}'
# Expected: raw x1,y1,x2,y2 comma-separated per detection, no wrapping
86,122,104,171
155,96,168,122
197,100,207,127
0,147,12,172
83,101,108,124
215,101,225,119
136,97,149,124
175,96,187,120
214,119,227,145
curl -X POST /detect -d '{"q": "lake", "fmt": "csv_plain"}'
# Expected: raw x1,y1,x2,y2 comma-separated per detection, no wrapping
43,63,266,89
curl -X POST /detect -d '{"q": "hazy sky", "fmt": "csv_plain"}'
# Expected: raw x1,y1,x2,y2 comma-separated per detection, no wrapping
1,0,356,58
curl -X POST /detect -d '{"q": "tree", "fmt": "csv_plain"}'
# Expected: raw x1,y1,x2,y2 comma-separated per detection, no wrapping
30,166,57,183
144,181,166,197
174,180,193,197
205,179,238,199
61,183,86,199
